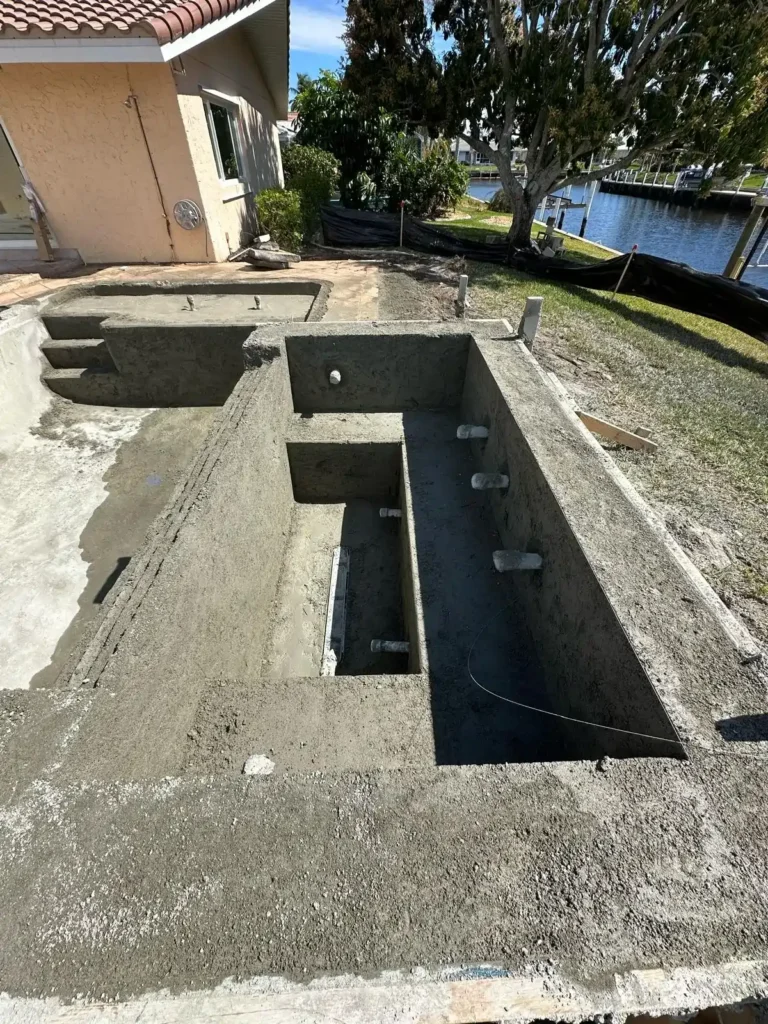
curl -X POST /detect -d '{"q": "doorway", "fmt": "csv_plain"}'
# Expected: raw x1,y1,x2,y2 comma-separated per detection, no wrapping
0,123,33,249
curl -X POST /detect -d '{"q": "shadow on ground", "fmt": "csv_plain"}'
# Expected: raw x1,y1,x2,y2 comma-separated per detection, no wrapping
717,714,768,742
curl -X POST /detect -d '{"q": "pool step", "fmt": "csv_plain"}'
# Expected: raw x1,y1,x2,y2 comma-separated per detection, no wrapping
43,367,124,405
41,337,114,370
42,312,105,340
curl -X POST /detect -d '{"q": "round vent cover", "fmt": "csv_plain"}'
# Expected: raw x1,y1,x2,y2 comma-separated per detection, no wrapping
173,199,203,230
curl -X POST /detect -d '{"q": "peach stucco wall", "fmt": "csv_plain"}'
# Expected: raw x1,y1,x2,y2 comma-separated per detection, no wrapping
176,27,284,259
0,63,212,263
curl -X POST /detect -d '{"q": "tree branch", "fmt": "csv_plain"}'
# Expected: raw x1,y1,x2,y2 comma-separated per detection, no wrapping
485,0,517,144
618,16,691,111
528,108,550,174
625,0,655,73
584,0,600,86
458,131,496,162
624,0,688,84
520,0,529,45
558,140,674,189
486,0,512,83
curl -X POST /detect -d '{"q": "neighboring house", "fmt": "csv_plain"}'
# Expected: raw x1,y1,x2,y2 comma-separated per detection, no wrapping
0,0,288,264
277,109,298,146
452,136,526,166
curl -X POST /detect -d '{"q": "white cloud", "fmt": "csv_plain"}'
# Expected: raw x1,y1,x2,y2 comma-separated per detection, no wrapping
291,1,346,52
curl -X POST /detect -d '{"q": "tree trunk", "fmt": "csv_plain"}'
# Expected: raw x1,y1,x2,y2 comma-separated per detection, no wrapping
507,189,540,248
495,157,541,249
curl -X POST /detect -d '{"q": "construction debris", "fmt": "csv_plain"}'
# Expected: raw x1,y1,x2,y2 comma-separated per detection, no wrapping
240,247,301,269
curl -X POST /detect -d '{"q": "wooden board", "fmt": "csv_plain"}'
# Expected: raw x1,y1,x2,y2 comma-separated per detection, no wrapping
578,411,658,452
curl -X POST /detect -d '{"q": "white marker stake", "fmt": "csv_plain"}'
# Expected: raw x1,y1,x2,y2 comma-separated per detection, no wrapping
518,296,543,349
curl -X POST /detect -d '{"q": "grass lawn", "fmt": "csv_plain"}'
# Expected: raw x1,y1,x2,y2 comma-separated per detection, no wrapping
431,195,615,263
742,173,767,190
427,193,768,642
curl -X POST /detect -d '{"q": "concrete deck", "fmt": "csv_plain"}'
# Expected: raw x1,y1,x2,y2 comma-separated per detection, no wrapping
1,321,767,1022
0,264,376,692
0,259,379,320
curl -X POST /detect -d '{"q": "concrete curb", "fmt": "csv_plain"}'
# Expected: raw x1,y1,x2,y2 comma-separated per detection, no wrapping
2,958,766,1023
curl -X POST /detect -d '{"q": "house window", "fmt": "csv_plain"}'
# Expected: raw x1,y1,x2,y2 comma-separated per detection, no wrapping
204,99,244,182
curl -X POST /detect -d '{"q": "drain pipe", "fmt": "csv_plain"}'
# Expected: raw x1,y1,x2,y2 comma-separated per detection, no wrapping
493,551,543,571
471,473,509,490
371,640,410,653
457,425,489,439
125,75,177,262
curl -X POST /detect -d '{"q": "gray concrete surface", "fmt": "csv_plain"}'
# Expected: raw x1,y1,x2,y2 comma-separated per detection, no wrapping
262,498,409,677
287,440,401,502
40,278,329,321
1,320,767,1018
286,326,474,413
462,341,682,759
35,278,330,406
28,405,217,689
0,304,211,692
51,290,315,323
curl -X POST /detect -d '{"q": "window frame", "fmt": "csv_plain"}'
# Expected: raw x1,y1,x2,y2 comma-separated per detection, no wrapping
202,92,247,187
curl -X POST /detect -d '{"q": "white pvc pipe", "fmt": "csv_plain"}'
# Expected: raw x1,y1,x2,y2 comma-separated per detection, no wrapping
457,425,489,439
329,369,342,385
370,640,410,653
518,296,543,348
493,550,543,571
471,473,509,490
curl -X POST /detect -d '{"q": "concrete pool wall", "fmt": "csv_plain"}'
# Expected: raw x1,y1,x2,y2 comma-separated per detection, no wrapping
0,279,331,692
31,278,331,406
51,320,735,770
4,320,768,1012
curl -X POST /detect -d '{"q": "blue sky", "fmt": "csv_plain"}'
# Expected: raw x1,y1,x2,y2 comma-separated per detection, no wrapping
289,0,347,94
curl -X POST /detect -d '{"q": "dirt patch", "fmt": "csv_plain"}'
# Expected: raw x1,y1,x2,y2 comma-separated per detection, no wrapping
377,255,468,320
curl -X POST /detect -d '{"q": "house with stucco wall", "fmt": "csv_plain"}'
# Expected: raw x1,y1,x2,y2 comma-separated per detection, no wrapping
0,0,288,264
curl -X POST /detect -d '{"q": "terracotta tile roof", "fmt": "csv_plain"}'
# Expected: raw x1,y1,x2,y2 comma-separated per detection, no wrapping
0,0,260,44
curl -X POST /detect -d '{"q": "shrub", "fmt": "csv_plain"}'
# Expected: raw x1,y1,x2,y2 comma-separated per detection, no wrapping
256,188,303,251
293,71,399,199
386,140,468,218
488,189,512,213
282,144,339,235
341,171,378,210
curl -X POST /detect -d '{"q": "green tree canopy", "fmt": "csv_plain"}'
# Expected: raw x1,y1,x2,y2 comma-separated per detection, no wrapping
290,72,315,111
345,0,768,245
292,70,401,203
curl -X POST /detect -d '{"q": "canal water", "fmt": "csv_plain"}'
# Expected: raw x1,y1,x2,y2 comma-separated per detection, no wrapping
468,180,768,288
